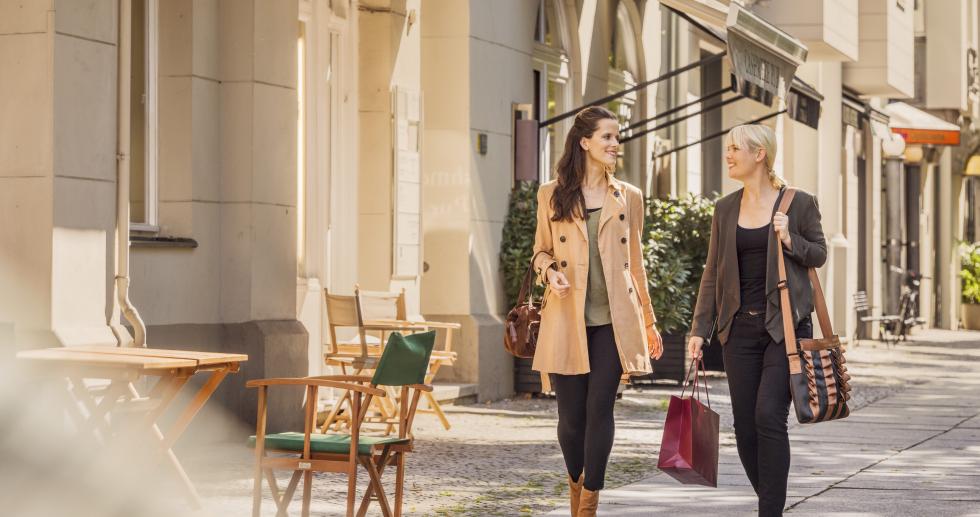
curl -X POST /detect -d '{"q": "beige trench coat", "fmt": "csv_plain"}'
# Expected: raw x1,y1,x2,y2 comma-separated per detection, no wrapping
531,175,656,376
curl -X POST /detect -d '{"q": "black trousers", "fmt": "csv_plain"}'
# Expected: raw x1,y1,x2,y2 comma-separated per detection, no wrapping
723,313,811,517
551,324,623,491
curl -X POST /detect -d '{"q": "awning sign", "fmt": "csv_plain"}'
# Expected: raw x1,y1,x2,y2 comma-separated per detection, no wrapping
728,32,797,107
725,5,808,107
891,128,961,146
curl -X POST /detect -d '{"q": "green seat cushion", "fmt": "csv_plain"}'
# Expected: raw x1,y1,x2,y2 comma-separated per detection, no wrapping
248,432,409,455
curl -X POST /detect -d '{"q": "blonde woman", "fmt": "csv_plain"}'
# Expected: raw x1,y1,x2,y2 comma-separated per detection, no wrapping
532,106,663,516
687,124,826,516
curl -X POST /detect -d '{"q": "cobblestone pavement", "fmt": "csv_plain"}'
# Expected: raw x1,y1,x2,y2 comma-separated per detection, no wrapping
5,330,972,517
173,330,919,516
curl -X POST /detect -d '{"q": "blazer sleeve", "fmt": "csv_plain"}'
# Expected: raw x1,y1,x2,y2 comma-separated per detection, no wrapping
532,185,558,286
690,208,720,340
628,189,657,328
785,194,827,268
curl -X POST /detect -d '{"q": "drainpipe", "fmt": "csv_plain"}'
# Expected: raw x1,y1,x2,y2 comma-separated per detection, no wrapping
112,0,147,347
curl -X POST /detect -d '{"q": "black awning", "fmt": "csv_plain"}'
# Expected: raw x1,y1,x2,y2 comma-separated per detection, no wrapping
663,3,823,131
786,77,822,129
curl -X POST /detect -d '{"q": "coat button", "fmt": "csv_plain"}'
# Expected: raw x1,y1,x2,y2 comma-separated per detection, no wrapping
621,237,627,244
624,262,629,269
559,235,566,242
561,260,567,267
619,214,625,221
614,190,620,197
628,287,634,294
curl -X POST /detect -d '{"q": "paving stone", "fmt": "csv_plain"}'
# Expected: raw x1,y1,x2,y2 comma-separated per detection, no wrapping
161,328,980,516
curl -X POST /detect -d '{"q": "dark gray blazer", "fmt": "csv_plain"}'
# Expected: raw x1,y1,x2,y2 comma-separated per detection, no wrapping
690,188,827,345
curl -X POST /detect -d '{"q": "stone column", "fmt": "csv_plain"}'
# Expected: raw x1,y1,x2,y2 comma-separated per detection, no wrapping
215,0,308,431
0,0,118,351
882,133,907,315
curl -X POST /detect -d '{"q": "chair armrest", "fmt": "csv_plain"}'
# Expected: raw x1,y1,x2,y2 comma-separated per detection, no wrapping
407,383,433,392
307,374,374,384
414,320,461,330
246,378,386,397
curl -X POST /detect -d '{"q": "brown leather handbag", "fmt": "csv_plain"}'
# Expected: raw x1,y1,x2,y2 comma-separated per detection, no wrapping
504,254,546,359
776,188,852,423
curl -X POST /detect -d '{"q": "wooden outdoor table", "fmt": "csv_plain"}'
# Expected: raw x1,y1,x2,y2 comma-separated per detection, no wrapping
16,346,247,508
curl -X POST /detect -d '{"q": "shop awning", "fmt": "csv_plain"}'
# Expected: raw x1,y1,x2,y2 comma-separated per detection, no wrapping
655,3,822,129
883,102,961,146
661,1,808,107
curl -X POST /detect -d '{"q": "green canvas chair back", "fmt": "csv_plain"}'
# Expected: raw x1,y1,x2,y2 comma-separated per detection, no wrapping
371,331,435,386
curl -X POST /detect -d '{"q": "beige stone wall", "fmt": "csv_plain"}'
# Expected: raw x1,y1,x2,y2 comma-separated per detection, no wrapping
421,0,471,317
1,0,118,348
357,0,423,313
130,0,298,326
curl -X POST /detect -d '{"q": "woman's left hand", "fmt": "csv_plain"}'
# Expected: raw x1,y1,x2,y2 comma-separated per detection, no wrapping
647,324,663,360
773,211,792,248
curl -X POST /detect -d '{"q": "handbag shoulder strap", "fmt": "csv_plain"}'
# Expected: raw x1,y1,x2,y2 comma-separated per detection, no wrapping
775,188,835,355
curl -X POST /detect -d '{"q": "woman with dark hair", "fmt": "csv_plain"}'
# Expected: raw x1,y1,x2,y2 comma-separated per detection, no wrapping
688,124,827,516
531,106,663,516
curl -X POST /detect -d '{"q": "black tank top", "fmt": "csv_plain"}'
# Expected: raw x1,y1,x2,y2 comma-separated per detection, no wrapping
736,223,770,312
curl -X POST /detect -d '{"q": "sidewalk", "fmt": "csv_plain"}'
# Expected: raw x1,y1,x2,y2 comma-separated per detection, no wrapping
550,329,980,516
163,329,980,516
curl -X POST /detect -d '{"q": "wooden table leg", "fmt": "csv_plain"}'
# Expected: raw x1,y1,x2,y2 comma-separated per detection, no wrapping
126,367,230,509
136,375,190,428
162,368,230,450
70,377,131,442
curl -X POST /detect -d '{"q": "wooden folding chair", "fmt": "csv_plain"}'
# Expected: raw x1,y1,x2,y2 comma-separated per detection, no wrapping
322,289,380,432
352,287,460,431
249,331,436,517
409,320,459,430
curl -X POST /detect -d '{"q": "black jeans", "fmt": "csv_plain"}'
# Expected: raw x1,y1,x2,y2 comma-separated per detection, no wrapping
551,324,623,491
723,313,811,517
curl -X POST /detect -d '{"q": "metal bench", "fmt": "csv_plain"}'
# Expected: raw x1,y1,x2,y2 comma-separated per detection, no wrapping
853,291,901,344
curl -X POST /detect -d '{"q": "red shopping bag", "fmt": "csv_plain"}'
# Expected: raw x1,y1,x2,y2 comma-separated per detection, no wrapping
657,359,719,487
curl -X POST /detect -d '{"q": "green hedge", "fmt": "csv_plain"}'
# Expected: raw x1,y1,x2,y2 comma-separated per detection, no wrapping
500,181,545,305
643,195,714,333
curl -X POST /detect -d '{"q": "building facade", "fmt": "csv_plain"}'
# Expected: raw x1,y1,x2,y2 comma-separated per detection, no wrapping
4,0,978,425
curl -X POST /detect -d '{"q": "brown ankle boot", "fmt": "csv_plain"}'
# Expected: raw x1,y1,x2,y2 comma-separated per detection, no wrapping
577,487,599,517
568,474,584,515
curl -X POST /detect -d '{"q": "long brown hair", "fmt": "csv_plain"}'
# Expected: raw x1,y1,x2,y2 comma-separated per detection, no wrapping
551,106,618,222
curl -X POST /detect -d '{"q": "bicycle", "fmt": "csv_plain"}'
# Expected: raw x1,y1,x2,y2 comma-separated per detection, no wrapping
880,269,929,343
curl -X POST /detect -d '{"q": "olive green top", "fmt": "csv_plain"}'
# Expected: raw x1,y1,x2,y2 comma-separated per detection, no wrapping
584,208,612,326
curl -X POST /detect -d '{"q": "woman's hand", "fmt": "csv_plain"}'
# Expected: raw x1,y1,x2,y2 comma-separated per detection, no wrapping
687,336,704,360
773,211,792,249
647,324,663,360
546,268,571,299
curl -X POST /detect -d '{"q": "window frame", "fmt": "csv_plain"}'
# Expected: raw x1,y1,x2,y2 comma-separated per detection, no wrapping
131,0,159,233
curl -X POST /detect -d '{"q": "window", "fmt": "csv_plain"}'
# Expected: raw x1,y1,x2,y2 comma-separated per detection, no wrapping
533,0,571,182
130,0,158,230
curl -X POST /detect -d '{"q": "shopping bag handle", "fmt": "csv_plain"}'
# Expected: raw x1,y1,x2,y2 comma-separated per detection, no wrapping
680,358,711,408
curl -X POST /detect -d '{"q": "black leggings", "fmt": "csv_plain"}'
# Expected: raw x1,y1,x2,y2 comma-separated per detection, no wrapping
724,313,811,517
551,324,623,491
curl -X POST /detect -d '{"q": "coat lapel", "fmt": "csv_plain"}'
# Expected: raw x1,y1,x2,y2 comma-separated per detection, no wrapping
598,175,627,237
574,215,588,242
